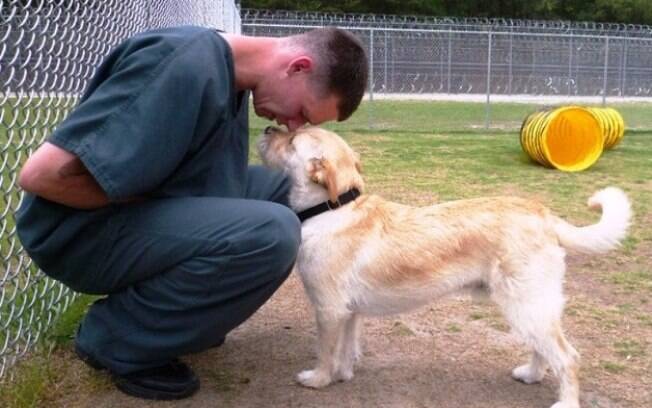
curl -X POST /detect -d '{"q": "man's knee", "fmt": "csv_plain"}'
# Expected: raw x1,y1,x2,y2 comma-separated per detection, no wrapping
260,203,301,273
212,201,300,279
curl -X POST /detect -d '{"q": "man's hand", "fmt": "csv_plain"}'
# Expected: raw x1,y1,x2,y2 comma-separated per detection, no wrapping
18,142,112,209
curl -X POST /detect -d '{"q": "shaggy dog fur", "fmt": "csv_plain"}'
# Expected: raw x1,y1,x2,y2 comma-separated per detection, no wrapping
258,126,631,408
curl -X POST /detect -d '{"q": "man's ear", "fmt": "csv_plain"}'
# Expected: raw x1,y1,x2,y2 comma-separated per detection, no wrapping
307,157,339,202
287,56,313,75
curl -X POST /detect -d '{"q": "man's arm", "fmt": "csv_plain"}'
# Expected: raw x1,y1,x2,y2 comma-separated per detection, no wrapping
18,142,111,209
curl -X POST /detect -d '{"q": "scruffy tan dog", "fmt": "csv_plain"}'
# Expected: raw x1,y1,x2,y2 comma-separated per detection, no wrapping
258,126,631,408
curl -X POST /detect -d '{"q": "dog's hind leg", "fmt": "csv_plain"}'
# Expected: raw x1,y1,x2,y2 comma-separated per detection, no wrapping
515,320,580,408
495,250,580,408
334,313,362,382
503,305,580,408
512,351,548,384
297,310,349,388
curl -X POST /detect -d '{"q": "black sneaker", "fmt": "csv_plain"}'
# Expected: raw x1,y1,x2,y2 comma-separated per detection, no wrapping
114,360,200,400
75,343,199,400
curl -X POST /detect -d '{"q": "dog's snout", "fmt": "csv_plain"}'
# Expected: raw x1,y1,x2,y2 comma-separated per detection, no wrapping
264,126,280,135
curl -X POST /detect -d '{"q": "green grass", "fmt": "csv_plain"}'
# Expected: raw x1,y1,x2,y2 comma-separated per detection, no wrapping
601,360,627,374
250,100,652,134
614,339,647,359
608,270,652,293
0,295,95,408
446,323,462,333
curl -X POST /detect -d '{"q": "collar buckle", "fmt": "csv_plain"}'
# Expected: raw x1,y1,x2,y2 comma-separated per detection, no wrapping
326,199,341,210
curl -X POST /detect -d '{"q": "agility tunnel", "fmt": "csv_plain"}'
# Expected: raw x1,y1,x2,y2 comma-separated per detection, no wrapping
520,106,625,172
588,107,626,149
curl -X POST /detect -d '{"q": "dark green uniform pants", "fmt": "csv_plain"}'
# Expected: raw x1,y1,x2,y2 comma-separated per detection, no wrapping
75,166,300,375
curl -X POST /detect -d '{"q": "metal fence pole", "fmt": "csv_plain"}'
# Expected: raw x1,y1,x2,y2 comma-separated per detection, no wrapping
485,32,492,129
621,36,628,97
602,36,610,106
368,28,374,129
447,29,452,94
384,30,388,94
391,34,395,92
532,37,537,93
369,28,374,101
147,0,151,27
508,30,513,95
568,33,574,96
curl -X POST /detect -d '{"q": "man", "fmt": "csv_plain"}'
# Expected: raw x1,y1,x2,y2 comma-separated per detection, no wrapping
16,25,368,400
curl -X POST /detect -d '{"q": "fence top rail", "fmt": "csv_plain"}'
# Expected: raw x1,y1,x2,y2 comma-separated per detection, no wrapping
243,23,652,42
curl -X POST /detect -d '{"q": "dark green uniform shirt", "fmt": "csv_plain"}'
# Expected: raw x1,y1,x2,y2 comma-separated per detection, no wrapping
16,26,249,276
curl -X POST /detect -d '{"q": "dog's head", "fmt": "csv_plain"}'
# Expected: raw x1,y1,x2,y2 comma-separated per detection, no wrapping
258,126,364,212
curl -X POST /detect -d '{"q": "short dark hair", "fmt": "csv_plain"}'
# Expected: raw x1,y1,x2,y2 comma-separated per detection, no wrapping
292,28,368,121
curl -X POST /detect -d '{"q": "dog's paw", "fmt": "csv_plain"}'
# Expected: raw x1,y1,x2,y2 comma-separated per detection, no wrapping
549,401,579,408
333,368,354,383
296,369,333,388
512,364,545,384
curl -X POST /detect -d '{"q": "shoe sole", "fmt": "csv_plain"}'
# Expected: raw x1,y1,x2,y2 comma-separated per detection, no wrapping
114,376,200,400
75,341,199,400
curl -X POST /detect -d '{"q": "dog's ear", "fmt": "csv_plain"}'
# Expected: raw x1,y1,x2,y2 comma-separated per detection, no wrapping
307,157,340,203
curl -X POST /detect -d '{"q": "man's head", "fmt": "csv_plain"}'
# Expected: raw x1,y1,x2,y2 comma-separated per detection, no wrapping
252,27,368,130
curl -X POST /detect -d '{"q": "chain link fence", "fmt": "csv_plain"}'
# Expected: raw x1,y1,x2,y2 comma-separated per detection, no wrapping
243,9,652,130
242,9,652,37
0,0,241,381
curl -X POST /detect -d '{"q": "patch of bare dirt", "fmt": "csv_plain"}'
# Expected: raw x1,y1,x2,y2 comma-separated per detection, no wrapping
46,264,650,408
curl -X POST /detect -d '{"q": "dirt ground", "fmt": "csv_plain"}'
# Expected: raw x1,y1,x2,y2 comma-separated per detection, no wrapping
43,251,650,408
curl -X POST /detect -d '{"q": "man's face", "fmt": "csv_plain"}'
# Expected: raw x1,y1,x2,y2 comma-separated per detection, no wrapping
252,62,340,131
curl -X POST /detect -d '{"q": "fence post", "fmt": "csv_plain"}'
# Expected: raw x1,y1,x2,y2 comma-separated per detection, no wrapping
508,30,513,95
485,31,492,129
369,28,374,102
368,28,374,130
384,30,388,95
146,0,151,27
602,36,609,106
391,34,395,92
568,33,574,96
620,36,628,97
447,29,452,94
233,2,238,34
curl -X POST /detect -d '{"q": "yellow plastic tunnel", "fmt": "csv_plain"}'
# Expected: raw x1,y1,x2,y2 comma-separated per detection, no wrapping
588,107,626,149
520,106,604,172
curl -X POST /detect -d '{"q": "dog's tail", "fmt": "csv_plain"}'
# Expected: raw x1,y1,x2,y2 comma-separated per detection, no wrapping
552,187,631,254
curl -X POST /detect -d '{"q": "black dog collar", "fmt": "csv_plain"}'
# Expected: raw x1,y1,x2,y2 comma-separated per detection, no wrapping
297,188,361,222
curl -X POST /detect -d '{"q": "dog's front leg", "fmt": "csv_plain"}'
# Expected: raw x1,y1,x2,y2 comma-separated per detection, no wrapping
333,313,361,382
297,311,348,388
